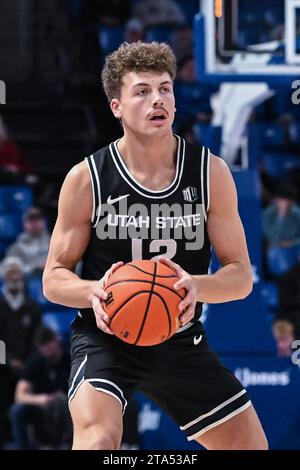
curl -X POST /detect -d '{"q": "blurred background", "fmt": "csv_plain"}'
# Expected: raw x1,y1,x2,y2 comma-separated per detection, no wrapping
0,0,300,450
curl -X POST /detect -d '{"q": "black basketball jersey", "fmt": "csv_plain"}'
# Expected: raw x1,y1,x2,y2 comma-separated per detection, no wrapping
80,135,211,322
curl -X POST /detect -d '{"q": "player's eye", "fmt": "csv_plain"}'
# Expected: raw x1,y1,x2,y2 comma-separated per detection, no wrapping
161,87,171,93
137,89,148,96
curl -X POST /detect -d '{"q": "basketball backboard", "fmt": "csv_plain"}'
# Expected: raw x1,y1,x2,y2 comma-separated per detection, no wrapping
195,0,300,84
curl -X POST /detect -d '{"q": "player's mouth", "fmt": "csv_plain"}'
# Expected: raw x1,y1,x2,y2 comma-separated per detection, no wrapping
150,109,167,122
149,111,168,124
150,115,167,121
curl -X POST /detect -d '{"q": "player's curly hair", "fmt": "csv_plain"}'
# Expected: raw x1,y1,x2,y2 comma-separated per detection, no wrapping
101,41,177,102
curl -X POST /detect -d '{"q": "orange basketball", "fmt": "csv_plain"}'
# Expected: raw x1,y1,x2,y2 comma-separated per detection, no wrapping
101,259,185,346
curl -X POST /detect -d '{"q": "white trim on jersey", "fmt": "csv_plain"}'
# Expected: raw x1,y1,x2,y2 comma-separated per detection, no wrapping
85,378,127,404
85,378,128,412
68,355,87,400
200,147,207,222
180,389,247,430
93,388,125,414
85,157,96,224
206,149,211,214
90,155,102,228
68,377,85,404
109,136,186,199
186,401,251,441
113,135,182,193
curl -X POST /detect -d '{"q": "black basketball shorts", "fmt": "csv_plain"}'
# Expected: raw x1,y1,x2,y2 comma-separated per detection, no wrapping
68,315,251,441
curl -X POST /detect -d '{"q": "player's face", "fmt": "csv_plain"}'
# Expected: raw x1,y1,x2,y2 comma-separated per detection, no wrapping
111,71,176,136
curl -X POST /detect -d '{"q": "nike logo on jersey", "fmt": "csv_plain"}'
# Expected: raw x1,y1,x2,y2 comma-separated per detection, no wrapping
107,194,130,204
193,334,202,346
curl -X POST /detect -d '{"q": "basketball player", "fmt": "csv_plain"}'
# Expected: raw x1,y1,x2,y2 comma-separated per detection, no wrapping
43,42,268,450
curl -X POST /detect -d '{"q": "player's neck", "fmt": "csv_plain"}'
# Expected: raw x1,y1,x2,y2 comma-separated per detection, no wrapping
117,132,177,175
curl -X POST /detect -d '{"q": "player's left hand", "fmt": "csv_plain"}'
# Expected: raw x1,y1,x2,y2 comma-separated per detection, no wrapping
158,257,198,327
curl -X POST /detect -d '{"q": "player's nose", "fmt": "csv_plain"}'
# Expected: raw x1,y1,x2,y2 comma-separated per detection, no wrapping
152,91,164,107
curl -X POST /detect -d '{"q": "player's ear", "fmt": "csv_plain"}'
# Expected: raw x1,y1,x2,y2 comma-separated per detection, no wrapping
110,99,122,119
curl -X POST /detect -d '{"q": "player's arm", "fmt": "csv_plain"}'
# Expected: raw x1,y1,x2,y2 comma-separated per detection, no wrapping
43,162,123,333
159,155,253,325
195,155,253,302
42,162,97,308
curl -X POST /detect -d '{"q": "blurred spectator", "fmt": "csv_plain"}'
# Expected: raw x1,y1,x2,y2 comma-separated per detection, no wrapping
262,185,300,247
6,208,50,276
278,114,299,154
133,0,185,27
0,257,41,376
259,169,277,208
272,319,296,358
176,55,196,82
0,116,30,184
10,327,71,450
171,25,194,61
124,18,145,43
174,56,213,126
0,257,41,448
278,256,300,336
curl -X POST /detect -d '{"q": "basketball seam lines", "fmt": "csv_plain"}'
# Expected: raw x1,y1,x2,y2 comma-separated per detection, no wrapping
105,279,185,300
153,290,172,339
108,289,179,328
127,263,177,278
109,290,153,323
134,262,157,345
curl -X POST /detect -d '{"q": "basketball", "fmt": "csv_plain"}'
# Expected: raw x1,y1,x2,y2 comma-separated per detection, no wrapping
101,259,186,346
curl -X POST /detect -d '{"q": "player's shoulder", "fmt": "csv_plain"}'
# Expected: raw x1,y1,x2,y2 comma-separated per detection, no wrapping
65,160,90,188
210,153,232,183
59,160,93,219
65,144,108,181
209,154,237,213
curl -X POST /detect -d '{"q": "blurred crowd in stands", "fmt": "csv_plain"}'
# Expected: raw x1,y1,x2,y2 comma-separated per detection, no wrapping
0,0,300,449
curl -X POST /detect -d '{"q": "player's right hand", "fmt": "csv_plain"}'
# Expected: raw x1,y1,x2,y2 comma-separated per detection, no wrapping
91,261,124,334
